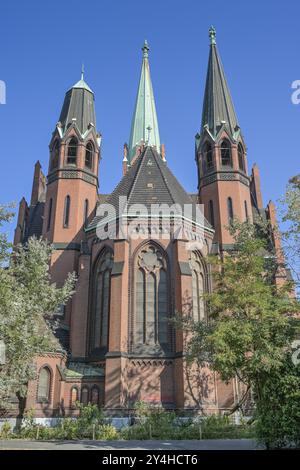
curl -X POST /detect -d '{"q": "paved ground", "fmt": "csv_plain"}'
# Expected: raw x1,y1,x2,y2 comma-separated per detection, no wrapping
0,439,263,450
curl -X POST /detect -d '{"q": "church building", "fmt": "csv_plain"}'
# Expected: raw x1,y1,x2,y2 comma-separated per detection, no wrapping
14,28,278,417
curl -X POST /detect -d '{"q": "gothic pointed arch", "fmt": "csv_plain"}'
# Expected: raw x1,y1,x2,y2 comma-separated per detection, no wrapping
189,251,208,322
132,242,171,353
90,248,114,353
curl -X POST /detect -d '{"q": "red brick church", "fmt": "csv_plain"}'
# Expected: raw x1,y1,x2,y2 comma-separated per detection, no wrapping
14,28,280,417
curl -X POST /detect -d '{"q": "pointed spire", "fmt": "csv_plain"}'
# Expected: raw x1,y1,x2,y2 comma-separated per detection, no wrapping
200,27,239,139
59,67,96,135
128,40,161,162
71,64,93,93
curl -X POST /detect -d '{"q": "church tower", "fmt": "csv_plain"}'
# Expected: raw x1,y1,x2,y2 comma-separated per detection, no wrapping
43,69,101,292
196,27,252,250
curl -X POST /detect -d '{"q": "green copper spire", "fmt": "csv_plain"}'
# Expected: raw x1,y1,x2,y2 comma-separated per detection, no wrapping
200,27,239,139
128,40,161,161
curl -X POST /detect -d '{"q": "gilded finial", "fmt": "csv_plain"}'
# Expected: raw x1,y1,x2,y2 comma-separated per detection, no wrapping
81,63,84,80
142,39,149,58
209,26,216,45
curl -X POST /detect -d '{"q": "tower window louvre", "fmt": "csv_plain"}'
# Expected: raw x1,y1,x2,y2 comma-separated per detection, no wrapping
238,143,245,172
85,142,94,169
203,142,214,173
221,140,232,167
67,138,78,165
51,140,59,170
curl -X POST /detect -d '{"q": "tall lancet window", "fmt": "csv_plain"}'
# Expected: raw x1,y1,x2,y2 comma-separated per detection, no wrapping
190,252,206,322
85,142,94,169
51,140,59,170
227,197,234,225
92,250,113,351
238,143,245,172
134,244,169,347
203,142,213,173
221,139,232,167
63,195,71,228
67,137,78,165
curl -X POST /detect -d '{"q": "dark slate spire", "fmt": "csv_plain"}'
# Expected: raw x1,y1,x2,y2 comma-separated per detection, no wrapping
201,26,239,138
58,67,96,136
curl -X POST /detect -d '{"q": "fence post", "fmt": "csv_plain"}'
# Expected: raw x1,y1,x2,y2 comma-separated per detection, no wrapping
149,424,152,439
92,423,96,440
36,425,40,440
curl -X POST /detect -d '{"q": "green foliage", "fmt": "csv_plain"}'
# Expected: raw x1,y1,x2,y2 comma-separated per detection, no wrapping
279,174,300,287
0,421,12,438
255,355,300,449
180,220,298,399
0,206,76,409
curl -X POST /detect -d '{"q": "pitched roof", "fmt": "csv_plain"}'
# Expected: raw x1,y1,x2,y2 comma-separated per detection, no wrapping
87,146,212,231
128,41,161,161
201,27,239,138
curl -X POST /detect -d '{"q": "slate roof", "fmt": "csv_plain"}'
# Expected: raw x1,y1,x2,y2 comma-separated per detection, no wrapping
59,79,96,135
87,146,212,231
25,201,45,241
201,28,239,138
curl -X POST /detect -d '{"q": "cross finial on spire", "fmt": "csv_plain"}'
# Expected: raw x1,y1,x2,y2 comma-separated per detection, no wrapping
209,26,216,45
81,63,84,80
142,39,149,58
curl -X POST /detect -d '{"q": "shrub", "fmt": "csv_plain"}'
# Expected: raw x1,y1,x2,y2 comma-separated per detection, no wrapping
97,424,119,440
0,421,12,438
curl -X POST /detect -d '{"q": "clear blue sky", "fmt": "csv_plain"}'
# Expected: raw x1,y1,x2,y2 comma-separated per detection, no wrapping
1,0,299,241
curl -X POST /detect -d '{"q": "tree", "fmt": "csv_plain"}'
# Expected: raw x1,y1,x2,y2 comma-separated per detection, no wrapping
279,174,300,287
0,205,76,419
180,219,299,435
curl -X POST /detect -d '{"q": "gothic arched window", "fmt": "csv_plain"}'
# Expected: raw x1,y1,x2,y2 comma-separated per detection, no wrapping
227,197,234,224
190,252,206,322
135,244,169,347
37,367,51,402
92,250,113,350
203,142,213,172
91,386,99,405
238,143,245,172
47,198,53,232
221,139,232,167
70,387,78,408
83,199,89,228
85,142,94,169
63,195,71,228
51,140,59,170
67,137,78,165
244,200,249,221
81,387,89,405
209,200,215,229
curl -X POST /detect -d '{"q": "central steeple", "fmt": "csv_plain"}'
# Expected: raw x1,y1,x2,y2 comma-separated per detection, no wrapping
128,40,161,162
